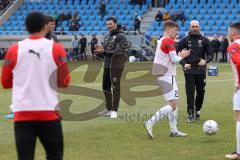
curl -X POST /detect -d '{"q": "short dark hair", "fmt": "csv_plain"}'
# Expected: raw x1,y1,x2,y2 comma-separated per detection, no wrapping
25,11,47,34
164,20,179,31
106,16,117,23
46,15,55,23
229,22,240,33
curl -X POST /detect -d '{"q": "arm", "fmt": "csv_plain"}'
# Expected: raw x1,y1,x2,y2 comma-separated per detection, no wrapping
52,43,71,88
169,51,182,63
228,44,240,87
1,44,18,89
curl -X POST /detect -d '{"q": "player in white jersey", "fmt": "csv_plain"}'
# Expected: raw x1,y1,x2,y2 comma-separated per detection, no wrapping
225,22,240,160
1,12,70,160
144,20,191,139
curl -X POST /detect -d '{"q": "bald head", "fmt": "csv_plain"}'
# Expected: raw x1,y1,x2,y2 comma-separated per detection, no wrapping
190,20,200,34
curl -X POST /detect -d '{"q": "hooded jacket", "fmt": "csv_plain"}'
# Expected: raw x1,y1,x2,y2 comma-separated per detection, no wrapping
102,26,129,69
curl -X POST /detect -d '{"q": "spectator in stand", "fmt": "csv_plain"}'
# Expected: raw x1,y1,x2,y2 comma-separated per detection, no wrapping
99,1,106,20
80,35,88,60
134,12,141,34
73,11,80,22
90,35,98,60
138,0,143,10
163,11,171,21
69,21,80,32
170,12,178,22
65,11,72,21
211,36,221,62
178,10,186,26
57,11,65,27
155,11,163,26
220,36,229,63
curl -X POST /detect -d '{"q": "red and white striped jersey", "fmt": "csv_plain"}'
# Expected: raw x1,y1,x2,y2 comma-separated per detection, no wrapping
228,39,240,87
152,37,177,76
1,36,70,122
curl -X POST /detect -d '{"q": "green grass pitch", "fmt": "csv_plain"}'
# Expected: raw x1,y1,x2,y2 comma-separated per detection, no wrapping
0,61,237,160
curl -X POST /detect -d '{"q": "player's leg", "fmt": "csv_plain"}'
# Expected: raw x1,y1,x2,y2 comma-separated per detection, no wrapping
195,74,206,120
14,121,37,160
144,76,174,138
167,77,187,137
110,68,123,118
36,120,63,160
98,68,112,116
226,89,240,159
184,73,195,122
144,76,187,138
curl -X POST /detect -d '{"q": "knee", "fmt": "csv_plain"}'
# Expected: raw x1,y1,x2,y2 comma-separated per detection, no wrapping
168,100,178,110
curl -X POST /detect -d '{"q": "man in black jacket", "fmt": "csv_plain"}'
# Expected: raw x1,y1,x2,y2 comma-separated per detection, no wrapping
211,36,220,62
45,15,58,42
90,34,98,60
95,17,128,118
220,36,229,62
177,20,213,122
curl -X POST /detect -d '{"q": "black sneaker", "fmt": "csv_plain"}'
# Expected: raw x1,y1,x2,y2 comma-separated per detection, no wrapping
187,115,194,123
195,111,200,120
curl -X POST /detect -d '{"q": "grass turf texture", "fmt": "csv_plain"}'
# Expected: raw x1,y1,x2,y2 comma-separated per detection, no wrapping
0,61,236,160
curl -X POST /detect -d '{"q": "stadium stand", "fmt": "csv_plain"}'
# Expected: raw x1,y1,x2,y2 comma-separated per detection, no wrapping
0,0,151,35
0,0,15,15
147,0,240,37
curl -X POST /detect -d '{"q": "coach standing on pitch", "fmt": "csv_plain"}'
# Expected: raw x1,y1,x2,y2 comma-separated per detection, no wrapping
177,20,213,123
95,17,128,119
45,15,59,42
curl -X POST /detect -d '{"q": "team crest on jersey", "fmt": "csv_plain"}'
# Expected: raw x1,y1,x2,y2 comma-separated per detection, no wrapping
198,40,203,45
230,47,239,55
188,41,191,47
113,35,117,40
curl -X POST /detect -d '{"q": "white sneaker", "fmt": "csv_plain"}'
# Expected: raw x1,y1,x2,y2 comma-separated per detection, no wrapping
144,121,154,139
169,131,187,137
225,152,240,159
110,111,118,118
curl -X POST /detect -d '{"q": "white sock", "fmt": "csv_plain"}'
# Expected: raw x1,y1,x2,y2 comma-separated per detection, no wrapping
168,107,178,133
237,121,240,154
147,105,173,126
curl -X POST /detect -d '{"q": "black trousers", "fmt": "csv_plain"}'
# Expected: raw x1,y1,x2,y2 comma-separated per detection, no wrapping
184,73,206,116
222,50,227,62
103,68,123,111
80,47,87,60
14,120,63,160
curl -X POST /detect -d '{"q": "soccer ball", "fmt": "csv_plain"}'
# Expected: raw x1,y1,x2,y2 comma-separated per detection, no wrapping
203,120,218,135
129,56,136,62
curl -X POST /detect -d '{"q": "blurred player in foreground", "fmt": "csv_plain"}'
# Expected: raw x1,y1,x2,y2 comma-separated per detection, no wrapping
1,11,70,160
225,22,240,160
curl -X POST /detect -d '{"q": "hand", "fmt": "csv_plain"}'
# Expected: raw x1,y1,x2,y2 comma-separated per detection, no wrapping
178,48,190,59
184,64,191,70
198,59,206,66
94,44,104,54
